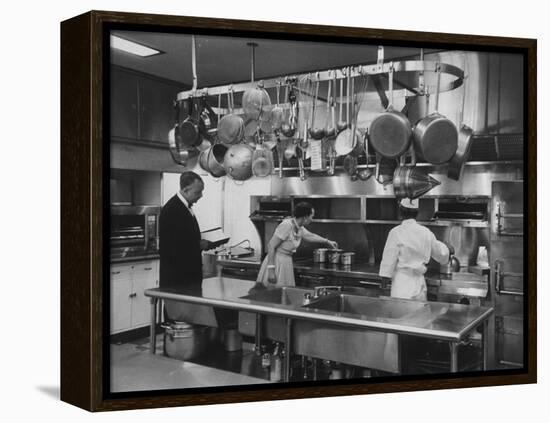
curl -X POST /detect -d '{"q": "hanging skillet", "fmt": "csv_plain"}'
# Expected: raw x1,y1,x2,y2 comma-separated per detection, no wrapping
176,97,202,148
447,124,473,180
368,66,412,159
448,62,474,181
412,63,458,164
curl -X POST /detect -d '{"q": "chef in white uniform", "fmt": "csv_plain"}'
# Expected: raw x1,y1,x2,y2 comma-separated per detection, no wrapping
379,198,451,301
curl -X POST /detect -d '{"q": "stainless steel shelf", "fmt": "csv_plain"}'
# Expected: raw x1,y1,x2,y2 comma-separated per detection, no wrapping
363,219,488,228
304,218,489,228
274,160,523,173
311,219,363,224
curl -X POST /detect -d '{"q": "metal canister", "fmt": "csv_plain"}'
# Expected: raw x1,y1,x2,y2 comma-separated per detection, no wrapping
327,249,343,264
340,252,355,266
313,248,328,263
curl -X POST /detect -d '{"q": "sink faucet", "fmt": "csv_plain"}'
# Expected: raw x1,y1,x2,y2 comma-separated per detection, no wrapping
313,285,342,298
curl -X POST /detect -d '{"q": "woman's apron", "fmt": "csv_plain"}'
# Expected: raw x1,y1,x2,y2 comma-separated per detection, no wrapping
256,220,302,287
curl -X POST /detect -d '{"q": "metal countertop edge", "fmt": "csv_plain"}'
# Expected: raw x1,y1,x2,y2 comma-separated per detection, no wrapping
457,308,495,339
144,289,493,342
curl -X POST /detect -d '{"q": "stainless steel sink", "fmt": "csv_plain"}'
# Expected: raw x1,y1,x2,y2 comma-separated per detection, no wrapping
238,286,314,342
240,286,313,306
294,293,421,373
304,293,427,320
239,289,413,373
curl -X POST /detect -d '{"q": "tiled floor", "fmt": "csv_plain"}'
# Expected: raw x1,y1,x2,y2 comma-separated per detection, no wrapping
110,332,484,392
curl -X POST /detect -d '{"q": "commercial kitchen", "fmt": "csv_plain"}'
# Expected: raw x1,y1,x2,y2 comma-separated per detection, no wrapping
108,31,525,393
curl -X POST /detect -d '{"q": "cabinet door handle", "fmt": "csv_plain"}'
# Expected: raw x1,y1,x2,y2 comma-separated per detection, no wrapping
111,271,121,275
129,293,137,298
143,267,153,271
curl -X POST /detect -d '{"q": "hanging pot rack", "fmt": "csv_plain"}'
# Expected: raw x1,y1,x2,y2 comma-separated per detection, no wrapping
175,46,464,113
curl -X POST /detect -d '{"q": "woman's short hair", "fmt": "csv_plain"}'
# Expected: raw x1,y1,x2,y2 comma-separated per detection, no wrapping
294,202,314,219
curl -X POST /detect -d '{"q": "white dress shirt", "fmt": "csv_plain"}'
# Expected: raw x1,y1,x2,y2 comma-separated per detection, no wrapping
177,191,195,217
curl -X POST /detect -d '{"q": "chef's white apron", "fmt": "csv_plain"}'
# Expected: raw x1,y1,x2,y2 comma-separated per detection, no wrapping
390,268,427,301
381,268,428,372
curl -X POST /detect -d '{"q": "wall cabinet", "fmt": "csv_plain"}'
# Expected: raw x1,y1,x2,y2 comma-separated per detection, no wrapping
111,69,139,140
111,66,184,144
110,260,159,335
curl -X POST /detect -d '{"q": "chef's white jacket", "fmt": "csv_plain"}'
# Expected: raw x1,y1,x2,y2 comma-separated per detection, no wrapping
379,219,450,300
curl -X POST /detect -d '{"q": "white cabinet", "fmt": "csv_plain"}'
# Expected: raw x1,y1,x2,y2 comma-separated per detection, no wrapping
110,260,159,334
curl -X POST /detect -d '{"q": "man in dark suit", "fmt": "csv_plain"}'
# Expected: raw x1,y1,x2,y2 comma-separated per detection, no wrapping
159,171,213,293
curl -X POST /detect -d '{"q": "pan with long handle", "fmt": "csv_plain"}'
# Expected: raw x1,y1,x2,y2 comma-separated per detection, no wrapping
447,60,473,180
412,63,458,164
368,66,412,159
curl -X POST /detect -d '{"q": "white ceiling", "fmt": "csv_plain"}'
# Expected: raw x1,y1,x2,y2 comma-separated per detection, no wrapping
111,30,440,87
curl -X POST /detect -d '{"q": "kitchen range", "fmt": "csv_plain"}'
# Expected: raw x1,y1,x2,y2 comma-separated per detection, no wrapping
107,30,525,393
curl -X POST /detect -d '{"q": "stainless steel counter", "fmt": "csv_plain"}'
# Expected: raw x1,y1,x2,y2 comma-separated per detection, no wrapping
217,257,487,289
146,276,491,341
144,276,493,379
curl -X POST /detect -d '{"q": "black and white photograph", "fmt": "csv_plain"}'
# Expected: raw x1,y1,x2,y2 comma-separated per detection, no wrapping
107,26,529,394
4,0,547,420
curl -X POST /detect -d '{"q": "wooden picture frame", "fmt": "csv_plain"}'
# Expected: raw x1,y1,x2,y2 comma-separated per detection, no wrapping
61,10,536,411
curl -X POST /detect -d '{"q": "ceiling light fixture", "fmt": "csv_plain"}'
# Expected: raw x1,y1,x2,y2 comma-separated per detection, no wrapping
110,35,163,57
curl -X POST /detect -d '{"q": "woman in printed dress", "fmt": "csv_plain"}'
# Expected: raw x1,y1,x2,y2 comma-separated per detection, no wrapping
256,202,338,287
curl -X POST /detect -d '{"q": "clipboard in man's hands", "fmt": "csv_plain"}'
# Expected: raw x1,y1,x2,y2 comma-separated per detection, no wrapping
201,227,230,248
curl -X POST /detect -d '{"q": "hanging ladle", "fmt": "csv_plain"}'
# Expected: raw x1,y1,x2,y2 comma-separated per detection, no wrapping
326,72,337,138
336,68,348,133
281,82,297,138
309,75,325,140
